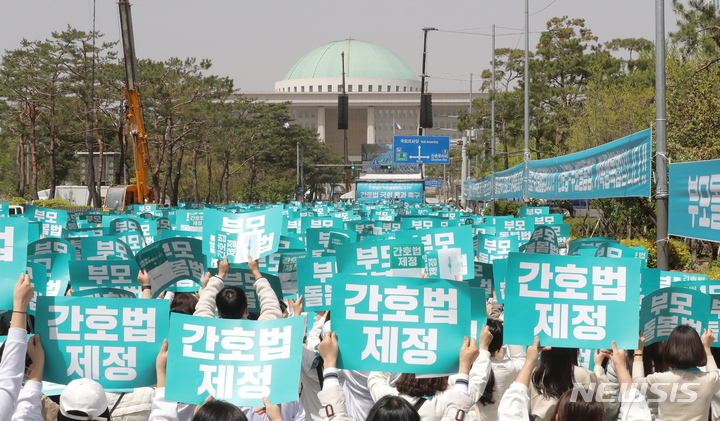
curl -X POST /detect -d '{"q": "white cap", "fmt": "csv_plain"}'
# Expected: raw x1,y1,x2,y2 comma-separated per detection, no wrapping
59,378,109,421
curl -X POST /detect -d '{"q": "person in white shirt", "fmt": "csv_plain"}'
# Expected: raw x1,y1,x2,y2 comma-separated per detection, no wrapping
0,274,34,421
367,326,494,421
497,337,651,421
474,319,525,421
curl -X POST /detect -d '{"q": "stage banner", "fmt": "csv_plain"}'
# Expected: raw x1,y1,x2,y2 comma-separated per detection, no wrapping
493,164,525,200
356,182,424,203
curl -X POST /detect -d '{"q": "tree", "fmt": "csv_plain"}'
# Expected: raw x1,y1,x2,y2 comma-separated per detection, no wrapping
671,0,720,72
531,16,622,156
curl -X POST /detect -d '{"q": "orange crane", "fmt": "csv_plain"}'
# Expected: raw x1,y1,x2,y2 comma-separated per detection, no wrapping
103,1,154,211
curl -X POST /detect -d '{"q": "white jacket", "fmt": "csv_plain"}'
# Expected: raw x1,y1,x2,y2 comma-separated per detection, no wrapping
106,388,154,421
497,382,651,421
367,350,492,421
194,274,282,321
1,328,28,421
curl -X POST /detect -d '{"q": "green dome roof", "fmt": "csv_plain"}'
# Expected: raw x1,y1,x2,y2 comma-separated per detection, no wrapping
283,39,418,81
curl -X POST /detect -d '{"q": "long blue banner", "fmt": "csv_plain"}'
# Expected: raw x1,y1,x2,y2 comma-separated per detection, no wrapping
464,129,652,201
669,159,720,243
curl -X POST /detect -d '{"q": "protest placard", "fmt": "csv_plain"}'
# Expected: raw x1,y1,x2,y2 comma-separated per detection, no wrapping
504,252,641,349
165,313,304,406
69,260,141,297
203,207,282,265
297,256,335,310
28,252,75,297
207,267,283,312
640,287,710,345
476,234,520,264
331,274,470,374
135,238,206,297
35,296,170,389
395,225,474,280
470,288,488,340
0,218,29,311
80,237,135,260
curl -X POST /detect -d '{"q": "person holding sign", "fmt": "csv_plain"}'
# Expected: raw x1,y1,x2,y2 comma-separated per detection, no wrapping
632,326,720,421
0,274,34,421
366,326,494,421
316,331,481,421
194,255,282,321
475,320,526,421
529,346,610,420
497,337,651,421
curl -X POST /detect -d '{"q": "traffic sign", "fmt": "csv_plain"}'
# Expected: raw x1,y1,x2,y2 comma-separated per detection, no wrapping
393,136,450,164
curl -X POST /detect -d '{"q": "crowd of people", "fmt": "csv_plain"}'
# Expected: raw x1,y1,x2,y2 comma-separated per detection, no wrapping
2,253,720,421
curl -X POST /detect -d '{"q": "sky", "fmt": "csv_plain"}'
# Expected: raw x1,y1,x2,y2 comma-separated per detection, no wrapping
0,0,681,93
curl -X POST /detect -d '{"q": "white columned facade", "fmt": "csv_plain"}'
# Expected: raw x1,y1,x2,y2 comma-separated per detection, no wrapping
367,106,375,145
317,106,326,142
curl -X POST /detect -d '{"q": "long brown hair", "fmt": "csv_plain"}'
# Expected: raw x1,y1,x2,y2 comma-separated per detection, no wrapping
395,374,448,397
549,388,605,421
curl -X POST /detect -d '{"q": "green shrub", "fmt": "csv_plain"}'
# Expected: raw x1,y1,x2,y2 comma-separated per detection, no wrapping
483,200,523,217
32,198,73,209
620,237,695,270
9,197,27,206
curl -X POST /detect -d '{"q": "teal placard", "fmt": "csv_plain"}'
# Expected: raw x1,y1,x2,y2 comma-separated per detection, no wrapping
202,208,282,266
300,216,343,234
69,260,141,297
80,237,134,260
519,207,550,217
640,287,710,346
207,267,283,313
504,252,641,349
135,238,205,297
73,287,137,299
306,228,357,257
519,225,560,255
389,244,425,270
640,268,662,304
595,243,648,264
330,274,470,374
296,256,335,310
470,288,488,340
664,271,709,284
26,262,48,316
0,202,8,218
279,235,305,250
165,313,304,406
567,238,618,250
674,280,720,295
0,218,29,311
476,233,520,264
335,242,393,276
395,225,474,281
492,259,509,304
470,262,494,297
28,238,78,258
28,252,75,297
709,295,720,348
35,296,169,389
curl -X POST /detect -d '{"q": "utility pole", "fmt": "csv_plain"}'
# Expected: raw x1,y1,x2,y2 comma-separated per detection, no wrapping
341,52,351,194
523,0,531,205
418,27,437,136
491,24,496,216
656,0,669,270
461,73,472,208
296,142,300,200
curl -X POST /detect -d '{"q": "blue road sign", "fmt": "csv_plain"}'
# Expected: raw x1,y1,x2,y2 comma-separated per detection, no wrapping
393,136,450,164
